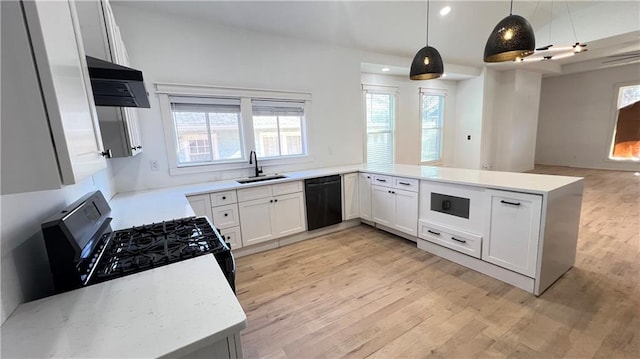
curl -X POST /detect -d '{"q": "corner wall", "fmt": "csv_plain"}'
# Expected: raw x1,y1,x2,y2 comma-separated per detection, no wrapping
536,63,640,171
360,73,458,166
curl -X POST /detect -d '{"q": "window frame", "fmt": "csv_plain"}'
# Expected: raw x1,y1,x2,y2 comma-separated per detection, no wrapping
419,88,447,165
362,84,398,164
157,83,312,176
606,81,640,163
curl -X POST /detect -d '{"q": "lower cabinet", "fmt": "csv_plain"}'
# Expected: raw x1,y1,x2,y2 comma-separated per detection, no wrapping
358,173,372,220
483,190,542,277
238,191,306,247
218,226,243,250
187,194,213,221
342,173,359,220
371,185,419,236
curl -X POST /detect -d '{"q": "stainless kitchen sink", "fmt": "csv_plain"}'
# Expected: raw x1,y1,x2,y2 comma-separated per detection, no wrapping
236,174,287,184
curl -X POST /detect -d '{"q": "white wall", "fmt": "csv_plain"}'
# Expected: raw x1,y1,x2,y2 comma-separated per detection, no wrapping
360,73,458,166
0,167,115,324
489,69,542,172
536,63,640,171
109,5,364,192
454,73,485,169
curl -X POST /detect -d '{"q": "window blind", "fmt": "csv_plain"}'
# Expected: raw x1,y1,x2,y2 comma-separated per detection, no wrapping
365,92,394,164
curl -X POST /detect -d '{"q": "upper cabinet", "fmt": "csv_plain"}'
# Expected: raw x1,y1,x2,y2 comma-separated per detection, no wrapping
1,0,107,194
76,0,144,158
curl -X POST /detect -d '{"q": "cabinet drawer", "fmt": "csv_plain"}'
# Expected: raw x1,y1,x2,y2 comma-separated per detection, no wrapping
237,185,272,202
211,190,237,206
272,181,303,196
372,174,393,187
211,204,240,229
418,220,482,258
218,226,242,250
393,177,419,192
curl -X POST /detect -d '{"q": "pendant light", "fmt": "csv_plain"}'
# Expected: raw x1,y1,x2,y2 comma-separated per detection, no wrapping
483,0,536,62
410,0,443,80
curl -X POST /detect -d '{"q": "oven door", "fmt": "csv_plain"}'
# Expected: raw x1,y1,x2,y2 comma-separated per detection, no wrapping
214,249,236,294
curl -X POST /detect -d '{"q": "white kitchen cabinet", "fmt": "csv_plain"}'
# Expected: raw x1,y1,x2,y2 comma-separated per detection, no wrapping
393,189,419,236
238,198,275,246
76,0,144,158
371,185,419,237
358,173,373,220
239,191,305,247
272,192,306,237
218,226,243,250
187,194,213,221
371,185,394,227
342,173,360,220
211,204,240,230
1,0,107,195
483,190,542,277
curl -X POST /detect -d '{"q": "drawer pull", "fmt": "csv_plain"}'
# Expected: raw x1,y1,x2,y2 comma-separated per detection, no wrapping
222,196,226,200
427,230,440,236
376,178,387,182
500,200,521,206
398,182,411,185
224,213,228,217
451,236,466,244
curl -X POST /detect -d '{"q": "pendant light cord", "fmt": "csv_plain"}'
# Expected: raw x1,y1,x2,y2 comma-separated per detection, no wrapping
425,0,430,46
509,0,513,15
548,0,554,46
565,0,579,43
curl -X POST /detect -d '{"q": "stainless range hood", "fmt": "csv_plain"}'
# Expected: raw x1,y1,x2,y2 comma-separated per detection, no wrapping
85,56,150,108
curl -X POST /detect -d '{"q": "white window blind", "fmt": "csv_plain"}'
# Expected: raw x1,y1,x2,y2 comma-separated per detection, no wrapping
170,97,243,165
364,89,395,164
420,88,446,163
251,100,305,158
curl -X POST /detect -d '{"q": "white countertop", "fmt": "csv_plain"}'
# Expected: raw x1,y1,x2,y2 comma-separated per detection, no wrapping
1,255,246,358
109,163,582,230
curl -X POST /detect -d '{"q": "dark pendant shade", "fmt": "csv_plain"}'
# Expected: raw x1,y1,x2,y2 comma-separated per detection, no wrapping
484,14,535,62
410,46,444,80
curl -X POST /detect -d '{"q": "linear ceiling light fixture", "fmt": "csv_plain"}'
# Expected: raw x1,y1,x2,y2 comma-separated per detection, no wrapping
410,0,444,80
515,1,587,63
483,0,536,62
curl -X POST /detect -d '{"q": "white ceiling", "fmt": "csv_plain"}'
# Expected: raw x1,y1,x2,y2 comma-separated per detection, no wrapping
116,1,640,77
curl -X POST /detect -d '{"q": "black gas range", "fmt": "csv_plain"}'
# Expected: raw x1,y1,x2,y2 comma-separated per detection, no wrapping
41,191,235,294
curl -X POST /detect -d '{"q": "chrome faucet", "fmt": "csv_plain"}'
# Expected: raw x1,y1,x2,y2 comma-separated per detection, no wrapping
249,150,263,178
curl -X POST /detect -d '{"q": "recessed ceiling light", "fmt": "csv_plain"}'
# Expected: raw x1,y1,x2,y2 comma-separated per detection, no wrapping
440,6,451,16
381,67,391,72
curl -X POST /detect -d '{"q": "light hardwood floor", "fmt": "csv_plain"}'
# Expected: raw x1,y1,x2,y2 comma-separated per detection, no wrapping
236,166,639,358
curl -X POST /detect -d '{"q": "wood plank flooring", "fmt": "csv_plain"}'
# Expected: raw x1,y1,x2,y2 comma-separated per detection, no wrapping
235,166,639,358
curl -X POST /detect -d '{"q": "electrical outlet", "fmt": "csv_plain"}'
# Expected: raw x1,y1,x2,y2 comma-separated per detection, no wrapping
149,160,159,171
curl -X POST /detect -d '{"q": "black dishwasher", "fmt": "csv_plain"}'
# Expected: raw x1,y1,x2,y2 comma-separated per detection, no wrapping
305,175,343,231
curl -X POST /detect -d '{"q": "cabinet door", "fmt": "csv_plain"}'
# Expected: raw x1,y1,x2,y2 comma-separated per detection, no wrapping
393,189,418,236
358,173,372,220
238,198,275,246
483,190,542,277
342,173,360,220
371,185,394,227
273,193,306,237
187,194,213,221
23,0,106,185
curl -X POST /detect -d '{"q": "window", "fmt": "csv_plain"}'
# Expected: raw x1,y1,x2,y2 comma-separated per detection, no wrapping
420,90,445,163
365,92,395,164
252,101,305,158
158,84,311,175
609,84,640,161
171,98,243,165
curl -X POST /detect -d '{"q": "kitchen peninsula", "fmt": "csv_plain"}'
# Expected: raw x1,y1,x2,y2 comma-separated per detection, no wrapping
110,163,583,296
